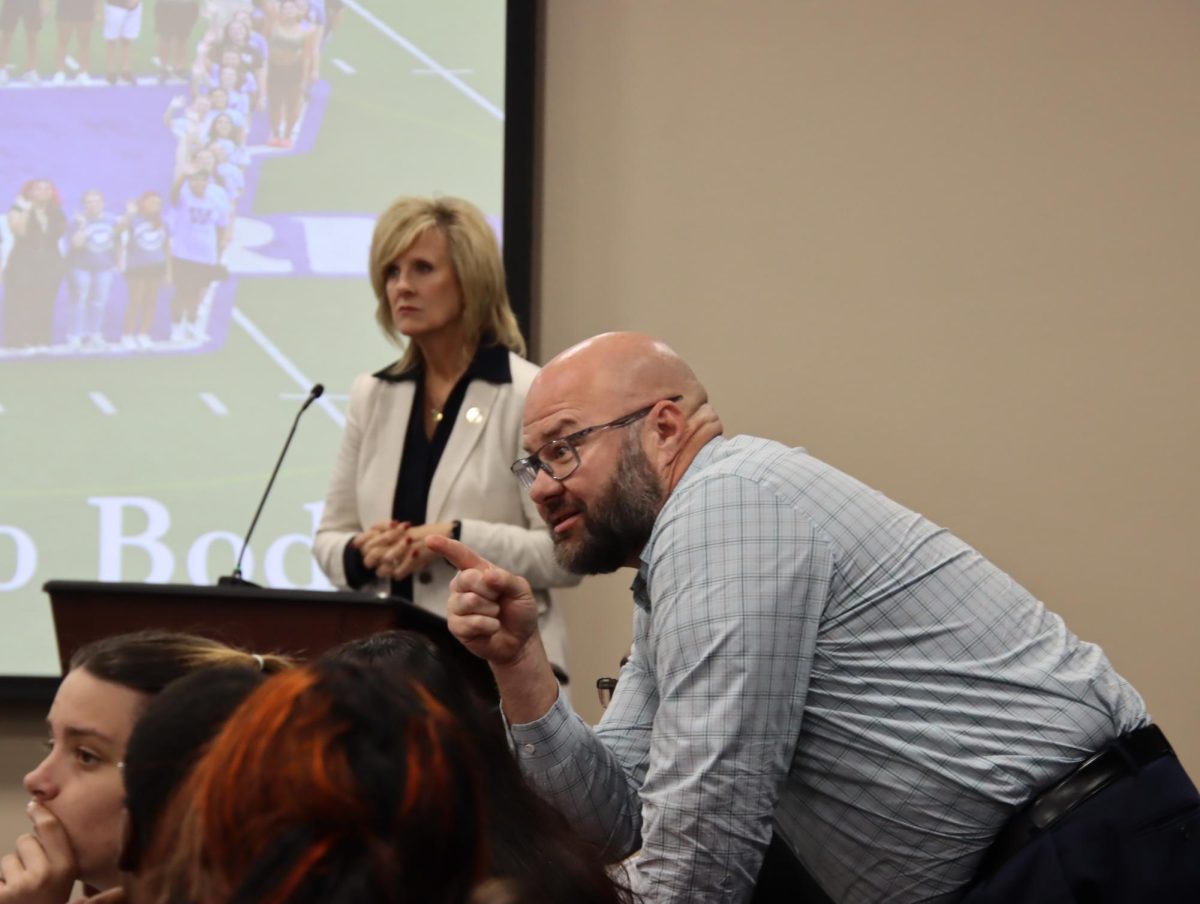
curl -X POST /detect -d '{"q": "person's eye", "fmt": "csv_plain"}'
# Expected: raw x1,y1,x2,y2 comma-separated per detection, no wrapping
543,442,574,464
414,260,434,274
383,264,399,280
41,738,54,754
75,748,102,768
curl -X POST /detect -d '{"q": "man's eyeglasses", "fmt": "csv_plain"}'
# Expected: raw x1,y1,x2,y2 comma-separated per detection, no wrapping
510,396,683,490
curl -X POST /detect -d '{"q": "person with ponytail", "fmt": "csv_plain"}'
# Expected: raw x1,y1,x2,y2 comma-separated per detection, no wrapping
0,631,288,904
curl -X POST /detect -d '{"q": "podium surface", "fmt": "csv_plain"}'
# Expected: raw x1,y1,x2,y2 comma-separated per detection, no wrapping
42,580,496,702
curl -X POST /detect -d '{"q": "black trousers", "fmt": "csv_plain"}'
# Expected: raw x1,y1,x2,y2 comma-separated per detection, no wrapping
960,753,1200,903
752,833,833,904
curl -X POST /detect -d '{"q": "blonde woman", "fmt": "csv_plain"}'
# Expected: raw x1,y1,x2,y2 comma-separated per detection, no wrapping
313,196,578,679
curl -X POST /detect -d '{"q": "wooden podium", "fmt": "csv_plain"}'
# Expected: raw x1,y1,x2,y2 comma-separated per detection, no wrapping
42,580,497,702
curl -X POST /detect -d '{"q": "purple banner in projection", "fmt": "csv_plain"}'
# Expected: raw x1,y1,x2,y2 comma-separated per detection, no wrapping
0,78,366,359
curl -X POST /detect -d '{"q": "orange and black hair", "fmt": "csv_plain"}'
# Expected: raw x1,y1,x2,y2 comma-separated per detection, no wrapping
145,659,491,904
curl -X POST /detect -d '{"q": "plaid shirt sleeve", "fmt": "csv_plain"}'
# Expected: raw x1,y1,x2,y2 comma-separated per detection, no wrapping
513,469,830,902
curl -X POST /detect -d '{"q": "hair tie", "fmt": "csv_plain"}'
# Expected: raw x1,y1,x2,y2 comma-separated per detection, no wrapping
253,653,265,671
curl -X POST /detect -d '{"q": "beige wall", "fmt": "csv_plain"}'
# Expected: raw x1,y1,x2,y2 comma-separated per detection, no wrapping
1,0,1197,847
539,0,1200,773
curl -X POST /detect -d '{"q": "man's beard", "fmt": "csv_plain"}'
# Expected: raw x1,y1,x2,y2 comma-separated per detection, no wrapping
553,437,662,575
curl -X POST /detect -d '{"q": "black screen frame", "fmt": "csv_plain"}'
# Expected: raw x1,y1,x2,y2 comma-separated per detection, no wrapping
504,0,538,345
0,0,541,703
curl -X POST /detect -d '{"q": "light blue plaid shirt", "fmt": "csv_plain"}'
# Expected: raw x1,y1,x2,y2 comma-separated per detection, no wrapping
510,436,1147,903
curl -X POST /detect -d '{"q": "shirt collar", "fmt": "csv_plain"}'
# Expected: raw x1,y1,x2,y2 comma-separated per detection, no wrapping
373,340,513,385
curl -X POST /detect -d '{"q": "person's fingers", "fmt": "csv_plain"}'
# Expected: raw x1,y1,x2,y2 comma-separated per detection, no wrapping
368,537,404,578
78,888,127,904
425,535,489,571
360,531,400,567
27,802,72,867
449,613,502,644
388,550,418,581
354,520,407,549
447,586,502,619
450,567,504,602
0,851,22,885
13,834,46,876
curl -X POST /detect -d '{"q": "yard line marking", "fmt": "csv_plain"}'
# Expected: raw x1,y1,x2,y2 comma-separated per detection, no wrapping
200,392,230,415
89,392,116,414
230,306,345,429
343,0,502,121
332,57,356,75
413,67,473,76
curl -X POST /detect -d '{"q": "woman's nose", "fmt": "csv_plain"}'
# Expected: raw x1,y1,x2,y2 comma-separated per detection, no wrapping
388,269,413,297
24,755,59,801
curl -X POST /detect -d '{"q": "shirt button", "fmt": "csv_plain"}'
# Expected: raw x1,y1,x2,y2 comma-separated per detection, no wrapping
522,743,536,755
417,571,432,584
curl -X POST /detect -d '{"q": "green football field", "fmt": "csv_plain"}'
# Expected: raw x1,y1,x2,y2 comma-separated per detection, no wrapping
0,1,509,675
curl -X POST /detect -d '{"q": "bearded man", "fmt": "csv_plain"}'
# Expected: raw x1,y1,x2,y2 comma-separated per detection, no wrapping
429,332,1198,904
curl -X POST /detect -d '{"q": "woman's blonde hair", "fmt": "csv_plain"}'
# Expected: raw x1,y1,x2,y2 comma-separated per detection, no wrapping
368,196,525,374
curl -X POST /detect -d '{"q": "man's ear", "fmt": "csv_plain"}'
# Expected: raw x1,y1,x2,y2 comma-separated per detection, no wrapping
646,399,687,464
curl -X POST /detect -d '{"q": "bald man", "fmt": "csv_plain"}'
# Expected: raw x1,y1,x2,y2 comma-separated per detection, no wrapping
429,332,1198,904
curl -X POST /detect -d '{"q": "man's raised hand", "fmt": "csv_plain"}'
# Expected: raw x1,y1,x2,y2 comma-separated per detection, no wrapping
427,537,563,723
426,536,541,667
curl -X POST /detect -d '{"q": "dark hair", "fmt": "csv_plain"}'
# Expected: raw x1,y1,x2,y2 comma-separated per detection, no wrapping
145,659,492,904
324,629,436,668
120,667,269,873
69,629,290,698
146,650,632,903
324,632,633,904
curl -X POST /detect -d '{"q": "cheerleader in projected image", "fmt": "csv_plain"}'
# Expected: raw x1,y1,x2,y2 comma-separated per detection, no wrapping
2,179,66,353
206,111,250,169
120,191,171,349
65,189,121,349
263,0,317,148
168,158,231,345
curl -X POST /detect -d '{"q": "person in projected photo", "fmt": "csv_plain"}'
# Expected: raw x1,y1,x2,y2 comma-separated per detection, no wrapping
199,86,247,133
0,631,289,904
119,191,171,349
167,153,231,344
163,91,210,144
202,51,257,106
101,0,142,85
208,142,245,204
65,190,121,350
262,0,317,149
313,196,578,682
206,112,250,169
198,15,265,108
2,179,66,353
0,0,43,85
153,0,201,83
52,0,98,84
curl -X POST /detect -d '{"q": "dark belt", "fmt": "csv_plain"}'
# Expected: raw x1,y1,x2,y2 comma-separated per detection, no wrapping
983,723,1174,871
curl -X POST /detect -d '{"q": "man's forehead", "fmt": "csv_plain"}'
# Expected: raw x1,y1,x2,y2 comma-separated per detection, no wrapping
521,401,588,448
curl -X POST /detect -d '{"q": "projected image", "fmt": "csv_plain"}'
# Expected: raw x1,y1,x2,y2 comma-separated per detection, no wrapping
0,0,508,674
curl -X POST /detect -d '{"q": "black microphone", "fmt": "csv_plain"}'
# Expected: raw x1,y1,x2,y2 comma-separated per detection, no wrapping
219,384,325,587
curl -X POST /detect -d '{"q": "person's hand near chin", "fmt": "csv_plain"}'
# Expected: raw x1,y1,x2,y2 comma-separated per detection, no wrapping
0,802,78,904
